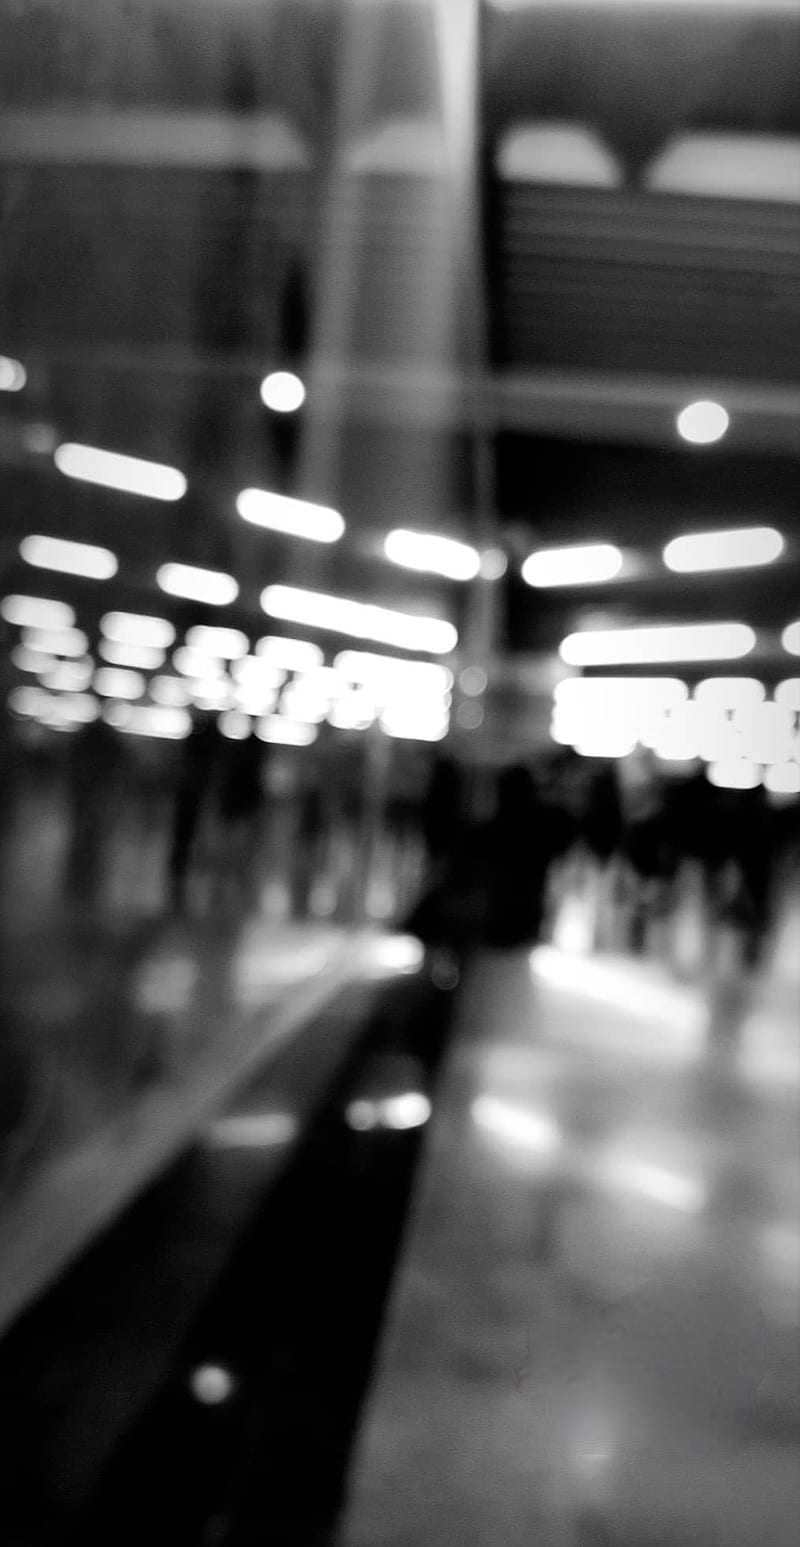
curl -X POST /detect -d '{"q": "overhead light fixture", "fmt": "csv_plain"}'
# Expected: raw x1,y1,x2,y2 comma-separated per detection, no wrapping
12,645,57,674
1,594,75,630
237,488,344,544
261,584,457,656
334,650,453,695
782,620,800,656
42,658,95,692
98,640,166,670
101,611,176,648
54,442,187,501
559,622,755,666
664,526,783,573
706,760,761,791
383,529,480,582
21,625,89,657
149,676,191,707
0,355,27,392
676,401,729,445
255,715,318,746
157,563,239,606
764,763,800,796
522,543,623,588
479,547,508,580
254,636,323,672
20,534,117,580
693,677,765,710
109,704,191,739
774,679,800,712
93,666,146,700
172,647,225,679
218,710,252,740
185,625,249,658
259,371,306,413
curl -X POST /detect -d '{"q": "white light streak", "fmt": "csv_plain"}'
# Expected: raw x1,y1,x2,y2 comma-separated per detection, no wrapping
560,622,755,666
157,563,238,606
98,640,166,670
259,371,306,413
11,645,55,674
21,626,89,657
42,658,95,692
782,621,800,656
384,528,480,581
676,400,729,445
172,647,225,679
189,1365,235,1405
111,704,191,739
345,1092,432,1132
1,595,75,630
20,534,117,580
262,584,457,656
218,710,251,740
328,691,376,730
237,488,344,543
471,1096,562,1156
54,442,186,501
597,1154,706,1214
0,355,26,392
663,526,783,573
334,649,453,696
706,760,761,790
255,716,317,746
185,625,249,658
149,675,191,707
93,666,146,700
368,935,426,974
522,543,623,588
764,763,800,795
255,636,323,672
207,1112,299,1148
380,706,450,741
693,677,765,710
101,611,176,648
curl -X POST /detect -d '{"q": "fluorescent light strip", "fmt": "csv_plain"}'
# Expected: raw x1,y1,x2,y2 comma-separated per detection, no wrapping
21,626,89,657
43,659,95,692
782,621,800,657
334,649,453,695
93,667,146,700
107,704,191,739
261,584,457,656
172,647,225,679
706,760,760,790
693,676,764,709
218,710,252,741
185,625,249,658
383,529,480,582
764,763,800,796
12,645,56,674
101,611,176,648
489,0,800,10
255,715,318,746
522,543,622,588
255,636,323,672
560,622,755,666
664,527,783,574
1,594,75,630
98,640,166,671
54,442,187,501
20,534,117,580
0,355,27,392
157,563,239,606
774,679,800,712
237,489,344,544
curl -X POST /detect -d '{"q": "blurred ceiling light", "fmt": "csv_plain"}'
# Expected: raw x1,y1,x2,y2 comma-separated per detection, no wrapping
255,636,323,672
237,488,344,544
384,529,480,581
328,692,376,731
93,666,145,700
255,715,317,746
8,685,52,717
1,594,75,630
172,647,225,679
42,691,99,724
54,442,186,501
345,114,446,176
496,122,622,187
261,584,457,656
207,1112,298,1148
560,622,755,666
157,563,238,606
574,733,638,759
21,625,89,657
764,762,800,796
782,620,800,656
189,1365,235,1405
531,945,704,1034
459,666,488,697
149,675,190,707
345,1092,432,1132
693,676,765,710
218,710,251,740
597,1154,705,1214
113,704,190,739
259,371,306,413
369,936,426,974
0,109,313,170
706,760,760,790
98,639,165,670
676,400,729,445
479,547,508,580
555,675,688,707
471,1096,562,1156
11,645,56,674
20,534,117,580
101,611,176,648
380,708,450,742
489,0,800,9
278,688,327,725
663,526,783,573
185,625,248,658
522,542,623,588
734,702,794,765
0,354,26,392
334,650,453,695
187,681,233,711
646,133,800,203
774,679,800,711
42,658,95,692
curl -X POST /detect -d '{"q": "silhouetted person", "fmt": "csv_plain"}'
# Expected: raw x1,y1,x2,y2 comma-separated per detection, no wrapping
486,764,553,947
168,711,221,911
64,717,128,904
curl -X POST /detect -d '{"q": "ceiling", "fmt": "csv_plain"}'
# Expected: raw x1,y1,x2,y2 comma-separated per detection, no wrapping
1,0,799,733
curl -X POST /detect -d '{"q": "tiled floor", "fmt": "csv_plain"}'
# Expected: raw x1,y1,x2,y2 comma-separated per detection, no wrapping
340,928,800,1547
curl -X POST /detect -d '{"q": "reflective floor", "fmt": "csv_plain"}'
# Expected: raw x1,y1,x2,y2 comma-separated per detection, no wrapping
341,919,800,1547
